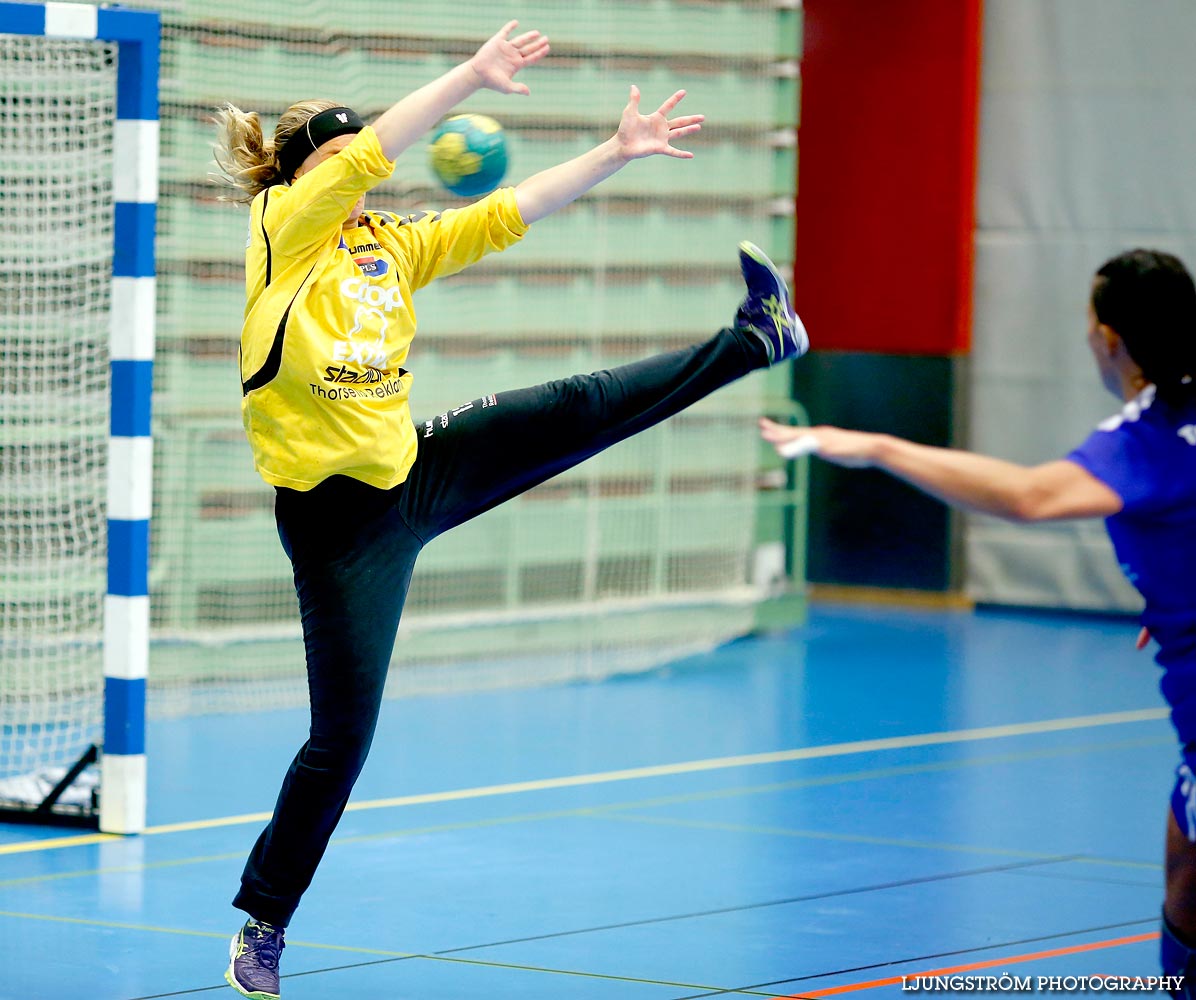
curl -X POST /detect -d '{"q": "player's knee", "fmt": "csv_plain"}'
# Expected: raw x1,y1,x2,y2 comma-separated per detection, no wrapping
300,737,372,787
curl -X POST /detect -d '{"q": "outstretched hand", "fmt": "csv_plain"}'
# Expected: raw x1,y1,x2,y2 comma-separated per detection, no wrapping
616,86,704,160
759,418,880,468
470,21,550,95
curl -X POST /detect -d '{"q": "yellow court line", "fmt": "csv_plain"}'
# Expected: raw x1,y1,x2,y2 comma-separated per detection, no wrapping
0,736,1166,888
0,831,116,853
0,908,773,995
598,811,1078,860
0,706,1168,857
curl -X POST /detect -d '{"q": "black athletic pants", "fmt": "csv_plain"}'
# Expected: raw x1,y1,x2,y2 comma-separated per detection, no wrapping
233,326,767,926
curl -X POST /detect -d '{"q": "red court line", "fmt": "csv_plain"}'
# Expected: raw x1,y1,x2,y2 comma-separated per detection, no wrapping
787,931,1160,998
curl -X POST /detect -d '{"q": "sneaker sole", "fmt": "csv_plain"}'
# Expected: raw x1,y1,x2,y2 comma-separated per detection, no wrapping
224,968,280,1000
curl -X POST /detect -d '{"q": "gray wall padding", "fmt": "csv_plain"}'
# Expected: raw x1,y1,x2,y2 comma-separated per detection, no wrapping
968,0,1196,611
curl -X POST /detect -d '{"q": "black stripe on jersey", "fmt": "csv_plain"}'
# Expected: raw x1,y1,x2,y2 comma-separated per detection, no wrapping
395,211,442,227
364,211,443,228
261,189,272,287
241,262,316,396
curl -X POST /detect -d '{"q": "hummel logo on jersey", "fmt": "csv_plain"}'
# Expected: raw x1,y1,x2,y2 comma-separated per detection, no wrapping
336,112,349,123
1179,425,1196,445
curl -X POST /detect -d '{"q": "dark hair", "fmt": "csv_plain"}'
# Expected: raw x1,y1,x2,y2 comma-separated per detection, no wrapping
1092,248,1196,403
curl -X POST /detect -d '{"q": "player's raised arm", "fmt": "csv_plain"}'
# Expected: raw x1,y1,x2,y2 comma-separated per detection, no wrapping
370,21,549,163
514,86,704,225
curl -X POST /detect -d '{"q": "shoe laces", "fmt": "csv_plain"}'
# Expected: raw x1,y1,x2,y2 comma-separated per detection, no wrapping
245,922,284,970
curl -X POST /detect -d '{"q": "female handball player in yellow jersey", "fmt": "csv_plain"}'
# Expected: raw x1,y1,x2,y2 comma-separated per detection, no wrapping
212,21,808,998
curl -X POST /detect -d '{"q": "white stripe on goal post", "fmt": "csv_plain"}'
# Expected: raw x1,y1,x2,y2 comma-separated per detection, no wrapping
0,1,161,835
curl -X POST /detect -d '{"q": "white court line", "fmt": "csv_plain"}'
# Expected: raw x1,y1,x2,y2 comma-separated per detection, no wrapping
0,707,1169,855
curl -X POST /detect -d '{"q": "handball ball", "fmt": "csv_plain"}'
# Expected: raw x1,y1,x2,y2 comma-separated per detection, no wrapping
427,114,508,197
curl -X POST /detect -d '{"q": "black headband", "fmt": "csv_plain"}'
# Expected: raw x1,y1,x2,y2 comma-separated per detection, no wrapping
277,106,364,182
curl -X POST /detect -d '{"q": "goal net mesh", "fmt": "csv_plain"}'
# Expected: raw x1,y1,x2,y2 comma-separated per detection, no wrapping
0,34,115,781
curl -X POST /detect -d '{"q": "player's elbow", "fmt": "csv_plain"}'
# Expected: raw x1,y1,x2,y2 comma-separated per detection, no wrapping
1002,463,1123,522
1003,483,1058,522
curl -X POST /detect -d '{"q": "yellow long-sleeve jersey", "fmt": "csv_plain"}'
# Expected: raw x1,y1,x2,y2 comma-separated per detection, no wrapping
239,126,529,491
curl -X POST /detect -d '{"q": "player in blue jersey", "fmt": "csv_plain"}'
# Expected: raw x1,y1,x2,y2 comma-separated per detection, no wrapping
761,247,1196,994
211,20,809,1000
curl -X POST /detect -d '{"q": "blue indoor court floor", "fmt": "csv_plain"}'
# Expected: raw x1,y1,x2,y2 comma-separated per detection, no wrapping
0,602,1174,999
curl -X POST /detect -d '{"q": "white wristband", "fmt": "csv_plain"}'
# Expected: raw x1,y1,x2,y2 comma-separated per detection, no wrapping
777,434,820,459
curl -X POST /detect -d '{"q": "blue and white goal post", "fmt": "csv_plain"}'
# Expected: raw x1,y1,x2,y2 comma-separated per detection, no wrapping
0,2,159,835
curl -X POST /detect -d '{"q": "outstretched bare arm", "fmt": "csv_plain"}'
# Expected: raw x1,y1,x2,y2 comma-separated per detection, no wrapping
370,21,550,162
759,417,1123,522
514,86,704,225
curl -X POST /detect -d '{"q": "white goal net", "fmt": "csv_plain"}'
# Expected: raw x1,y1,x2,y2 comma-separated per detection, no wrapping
0,33,115,789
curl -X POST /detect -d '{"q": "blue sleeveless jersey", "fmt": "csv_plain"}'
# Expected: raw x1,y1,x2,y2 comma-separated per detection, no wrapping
1067,385,1196,742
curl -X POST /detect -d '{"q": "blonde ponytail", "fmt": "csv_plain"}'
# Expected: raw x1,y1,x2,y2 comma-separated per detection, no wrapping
210,99,340,204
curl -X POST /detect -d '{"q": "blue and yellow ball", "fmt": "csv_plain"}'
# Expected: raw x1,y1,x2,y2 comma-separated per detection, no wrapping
427,114,508,197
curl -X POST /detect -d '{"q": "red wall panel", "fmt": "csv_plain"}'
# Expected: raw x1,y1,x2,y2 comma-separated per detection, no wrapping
795,0,982,355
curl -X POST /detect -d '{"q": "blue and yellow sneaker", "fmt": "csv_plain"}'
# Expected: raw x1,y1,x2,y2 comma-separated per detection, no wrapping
735,241,809,364
226,918,285,999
